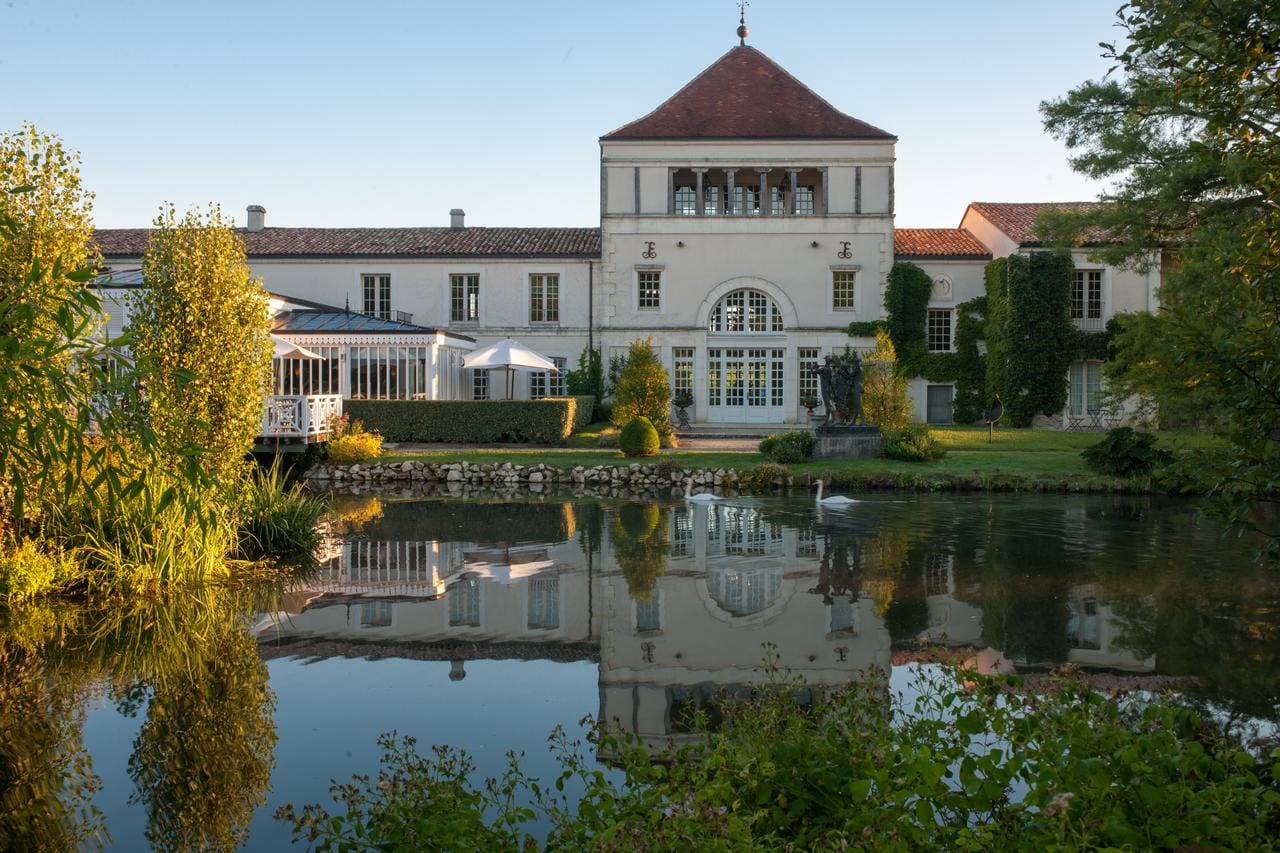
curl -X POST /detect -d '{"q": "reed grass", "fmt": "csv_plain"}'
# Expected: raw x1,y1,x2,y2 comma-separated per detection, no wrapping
236,460,326,559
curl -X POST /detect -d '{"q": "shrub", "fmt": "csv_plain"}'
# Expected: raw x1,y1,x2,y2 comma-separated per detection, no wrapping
237,461,326,558
619,417,660,458
281,664,1278,850
758,431,813,464
345,399,587,445
611,339,673,442
0,539,79,602
1082,427,1172,477
741,462,791,492
326,417,384,464
862,329,914,430
883,424,945,462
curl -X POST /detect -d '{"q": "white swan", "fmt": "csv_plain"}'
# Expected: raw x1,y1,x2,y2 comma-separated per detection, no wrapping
684,478,720,502
815,481,858,506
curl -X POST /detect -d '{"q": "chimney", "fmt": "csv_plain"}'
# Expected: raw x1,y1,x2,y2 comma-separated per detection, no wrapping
246,205,266,232
449,208,465,229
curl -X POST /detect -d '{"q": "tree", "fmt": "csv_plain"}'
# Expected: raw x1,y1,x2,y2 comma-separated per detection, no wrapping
1040,0,1279,553
861,330,913,429
610,338,673,443
130,205,272,487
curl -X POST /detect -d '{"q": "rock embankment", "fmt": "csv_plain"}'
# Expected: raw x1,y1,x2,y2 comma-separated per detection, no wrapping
306,461,760,495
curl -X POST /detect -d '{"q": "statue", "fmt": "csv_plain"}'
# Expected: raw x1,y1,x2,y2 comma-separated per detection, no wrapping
811,350,866,427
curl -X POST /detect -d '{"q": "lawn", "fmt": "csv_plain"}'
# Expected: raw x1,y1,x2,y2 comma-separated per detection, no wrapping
375,425,1217,492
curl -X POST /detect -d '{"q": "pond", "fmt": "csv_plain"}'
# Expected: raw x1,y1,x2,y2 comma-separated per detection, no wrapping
2,491,1277,850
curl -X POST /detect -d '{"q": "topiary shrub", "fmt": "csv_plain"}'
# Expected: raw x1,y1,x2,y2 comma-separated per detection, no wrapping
758,431,814,464
619,416,660,457
1081,427,1171,477
612,338,673,443
883,424,945,462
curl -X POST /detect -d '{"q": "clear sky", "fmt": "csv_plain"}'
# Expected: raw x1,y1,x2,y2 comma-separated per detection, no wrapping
2,0,1125,230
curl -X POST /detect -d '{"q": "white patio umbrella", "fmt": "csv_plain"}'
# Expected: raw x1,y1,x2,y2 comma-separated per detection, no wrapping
271,334,323,360
462,338,558,399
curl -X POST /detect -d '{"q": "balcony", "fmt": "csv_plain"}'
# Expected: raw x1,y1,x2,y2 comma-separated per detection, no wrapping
1071,313,1106,332
259,394,343,442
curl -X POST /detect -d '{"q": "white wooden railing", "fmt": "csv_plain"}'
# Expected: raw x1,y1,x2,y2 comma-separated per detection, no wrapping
260,394,343,439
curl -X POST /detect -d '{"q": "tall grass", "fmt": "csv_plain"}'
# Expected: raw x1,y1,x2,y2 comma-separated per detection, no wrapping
236,460,326,559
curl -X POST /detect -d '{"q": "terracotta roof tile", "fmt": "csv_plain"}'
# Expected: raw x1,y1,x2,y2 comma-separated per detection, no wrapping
966,201,1111,247
93,226,601,259
894,228,991,260
602,46,894,141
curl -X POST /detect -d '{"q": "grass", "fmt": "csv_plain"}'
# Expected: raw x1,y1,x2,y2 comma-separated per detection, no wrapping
373,425,1220,493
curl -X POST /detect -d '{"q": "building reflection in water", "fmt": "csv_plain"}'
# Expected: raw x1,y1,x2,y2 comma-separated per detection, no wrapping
258,497,1166,745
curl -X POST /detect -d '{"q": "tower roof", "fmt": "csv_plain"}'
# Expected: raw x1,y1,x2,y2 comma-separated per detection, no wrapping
601,46,894,141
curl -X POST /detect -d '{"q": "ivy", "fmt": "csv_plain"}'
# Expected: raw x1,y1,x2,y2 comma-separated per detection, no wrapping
865,258,1112,425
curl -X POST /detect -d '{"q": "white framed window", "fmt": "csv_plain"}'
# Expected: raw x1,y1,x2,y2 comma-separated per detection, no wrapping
703,185,721,216
672,347,694,400
449,578,481,627
798,347,820,405
637,270,661,310
635,592,661,632
450,273,479,323
1070,361,1104,416
770,185,785,215
832,271,856,311
472,369,489,401
794,185,815,215
927,309,953,352
674,185,697,215
530,356,567,399
1071,270,1104,321
529,273,559,323
732,185,760,215
347,345,432,400
361,273,391,320
359,601,393,627
708,289,784,334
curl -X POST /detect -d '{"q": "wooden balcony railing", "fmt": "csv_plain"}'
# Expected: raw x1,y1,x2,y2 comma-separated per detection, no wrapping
259,394,342,440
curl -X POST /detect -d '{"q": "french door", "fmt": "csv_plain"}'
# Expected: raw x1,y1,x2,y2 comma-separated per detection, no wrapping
706,347,785,423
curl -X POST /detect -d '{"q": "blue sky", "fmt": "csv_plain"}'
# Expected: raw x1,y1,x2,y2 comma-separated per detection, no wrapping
3,0,1125,229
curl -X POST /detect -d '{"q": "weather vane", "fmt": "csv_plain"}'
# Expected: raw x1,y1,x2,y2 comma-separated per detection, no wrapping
737,0,749,46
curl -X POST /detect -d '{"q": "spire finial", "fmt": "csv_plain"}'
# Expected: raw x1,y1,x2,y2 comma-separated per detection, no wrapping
737,0,749,46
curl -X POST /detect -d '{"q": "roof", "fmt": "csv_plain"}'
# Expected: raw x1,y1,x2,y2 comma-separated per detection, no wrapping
965,202,1111,247
93,226,601,259
273,309,474,341
602,46,894,141
894,228,991,260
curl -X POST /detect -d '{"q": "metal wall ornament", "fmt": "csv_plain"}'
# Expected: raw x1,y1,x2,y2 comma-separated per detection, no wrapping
641,241,657,259
837,241,852,259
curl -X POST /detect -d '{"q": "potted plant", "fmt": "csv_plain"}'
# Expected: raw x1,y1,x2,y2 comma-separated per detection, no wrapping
801,396,820,420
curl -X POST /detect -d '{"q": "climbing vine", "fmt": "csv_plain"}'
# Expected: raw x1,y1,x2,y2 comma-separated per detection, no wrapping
858,258,1110,425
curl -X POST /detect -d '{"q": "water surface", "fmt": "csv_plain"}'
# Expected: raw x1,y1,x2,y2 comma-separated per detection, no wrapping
3,492,1276,850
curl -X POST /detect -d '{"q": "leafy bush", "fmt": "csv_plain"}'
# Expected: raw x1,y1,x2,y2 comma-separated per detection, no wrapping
325,417,384,464
0,540,78,602
883,424,945,462
619,417,660,458
611,339,673,442
758,431,813,463
740,462,791,492
1082,427,1172,477
279,663,1279,850
344,398,591,445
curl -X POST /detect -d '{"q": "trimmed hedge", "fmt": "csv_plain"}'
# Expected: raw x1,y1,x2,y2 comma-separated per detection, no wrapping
344,396,594,444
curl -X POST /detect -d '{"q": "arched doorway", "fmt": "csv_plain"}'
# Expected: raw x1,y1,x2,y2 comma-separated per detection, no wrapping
705,288,786,423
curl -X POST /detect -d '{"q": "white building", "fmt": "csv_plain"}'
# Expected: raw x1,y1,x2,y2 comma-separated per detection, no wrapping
94,39,1153,427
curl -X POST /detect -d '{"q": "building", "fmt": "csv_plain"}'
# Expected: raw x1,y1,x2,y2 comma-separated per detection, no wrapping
94,35,1153,427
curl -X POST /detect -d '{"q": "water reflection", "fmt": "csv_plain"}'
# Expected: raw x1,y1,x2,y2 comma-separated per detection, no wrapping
0,590,277,851
3,493,1277,850
259,494,1279,742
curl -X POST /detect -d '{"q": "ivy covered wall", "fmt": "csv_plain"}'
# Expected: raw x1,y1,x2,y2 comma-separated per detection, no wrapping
852,258,1110,426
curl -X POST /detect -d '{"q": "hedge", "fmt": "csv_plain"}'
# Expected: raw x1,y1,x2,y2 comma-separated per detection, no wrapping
344,396,594,444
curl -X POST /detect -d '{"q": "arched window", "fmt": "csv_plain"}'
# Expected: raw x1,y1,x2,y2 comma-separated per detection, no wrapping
707,567,784,616
708,289,784,334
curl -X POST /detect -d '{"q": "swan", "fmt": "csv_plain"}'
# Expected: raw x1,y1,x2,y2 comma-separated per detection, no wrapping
815,481,858,506
684,478,721,502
